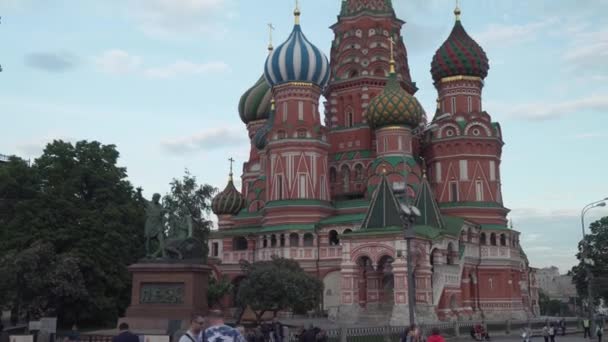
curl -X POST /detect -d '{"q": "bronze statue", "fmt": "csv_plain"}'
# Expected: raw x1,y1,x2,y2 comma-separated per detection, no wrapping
145,193,166,258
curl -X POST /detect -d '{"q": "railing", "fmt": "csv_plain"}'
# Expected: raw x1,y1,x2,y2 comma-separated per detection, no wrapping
293,317,582,342
480,246,511,258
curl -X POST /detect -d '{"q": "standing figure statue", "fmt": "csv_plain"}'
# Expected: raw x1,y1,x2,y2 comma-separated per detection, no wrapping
145,193,166,258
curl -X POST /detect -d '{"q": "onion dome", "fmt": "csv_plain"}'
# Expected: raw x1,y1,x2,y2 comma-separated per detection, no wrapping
366,63,425,129
238,75,272,124
430,6,489,83
211,167,245,216
264,6,330,89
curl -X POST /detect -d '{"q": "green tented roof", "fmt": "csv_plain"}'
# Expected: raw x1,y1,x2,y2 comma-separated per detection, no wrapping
320,213,366,225
361,175,403,229
415,177,444,229
442,215,465,237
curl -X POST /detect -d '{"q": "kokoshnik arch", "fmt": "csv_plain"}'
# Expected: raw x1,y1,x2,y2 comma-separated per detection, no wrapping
208,0,540,324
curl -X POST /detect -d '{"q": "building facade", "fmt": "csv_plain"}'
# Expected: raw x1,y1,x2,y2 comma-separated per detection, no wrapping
209,0,540,323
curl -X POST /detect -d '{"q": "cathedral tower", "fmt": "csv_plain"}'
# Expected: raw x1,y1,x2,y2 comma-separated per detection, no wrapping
424,5,508,225
325,0,417,198
261,4,333,226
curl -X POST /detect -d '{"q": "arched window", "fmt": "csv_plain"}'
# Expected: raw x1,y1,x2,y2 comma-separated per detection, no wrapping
500,234,506,246
343,229,352,234
329,230,339,246
467,229,473,242
280,234,285,247
345,107,354,128
349,69,359,78
303,233,314,247
480,233,487,245
354,164,364,180
490,233,497,246
262,236,268,248
447,243,455,265
233,237,248,251
289,233,299,247
341,165,350,192
329,167,337,183
270,234,277,247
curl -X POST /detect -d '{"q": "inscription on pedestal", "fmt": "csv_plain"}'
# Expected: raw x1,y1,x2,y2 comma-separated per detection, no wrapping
140,283,185,304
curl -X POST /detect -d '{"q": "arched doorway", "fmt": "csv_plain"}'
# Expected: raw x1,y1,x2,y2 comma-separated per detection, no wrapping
356,256,373,308
377,255,395,308
323,271,341,311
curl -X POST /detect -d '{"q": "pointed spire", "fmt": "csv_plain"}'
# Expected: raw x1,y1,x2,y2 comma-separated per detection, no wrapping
415,177,445,229
361,174,404,229
454,0,461,21
267,23,275,52
294,0,301,25
228,157,235,181
388,36,396,74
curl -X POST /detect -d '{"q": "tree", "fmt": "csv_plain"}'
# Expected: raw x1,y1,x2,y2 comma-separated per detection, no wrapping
0,140,145,326
162,170,216,262
571,216,608,305
207,275,233,309
236,257,323,323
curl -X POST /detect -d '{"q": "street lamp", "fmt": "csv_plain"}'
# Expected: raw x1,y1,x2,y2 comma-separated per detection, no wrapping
400,203,421,327
581,198,607,327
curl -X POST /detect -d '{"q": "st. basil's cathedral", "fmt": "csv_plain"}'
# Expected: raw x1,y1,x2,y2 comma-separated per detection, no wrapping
208,0,540,323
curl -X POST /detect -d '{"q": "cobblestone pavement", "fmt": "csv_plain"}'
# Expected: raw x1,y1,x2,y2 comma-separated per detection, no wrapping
453,334,598,342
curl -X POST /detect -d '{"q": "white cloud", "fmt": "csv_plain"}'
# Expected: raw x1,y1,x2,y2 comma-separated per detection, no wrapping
489,93,608,121
128,0,231,40
474,18,557,48
94,49,142,75
144,60,230,79
160,127,247,154
93,50,229,78
562,28,608,76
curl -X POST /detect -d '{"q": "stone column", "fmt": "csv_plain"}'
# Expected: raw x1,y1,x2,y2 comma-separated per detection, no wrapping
390,258,411,325
338,263,360,323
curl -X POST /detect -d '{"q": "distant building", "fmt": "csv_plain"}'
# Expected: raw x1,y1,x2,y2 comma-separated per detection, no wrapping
536,266,577,301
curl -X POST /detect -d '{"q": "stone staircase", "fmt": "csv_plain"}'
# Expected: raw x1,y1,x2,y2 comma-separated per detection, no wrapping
357,306,393,325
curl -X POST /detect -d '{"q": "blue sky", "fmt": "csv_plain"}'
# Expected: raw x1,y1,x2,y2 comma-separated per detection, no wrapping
1,0,607,273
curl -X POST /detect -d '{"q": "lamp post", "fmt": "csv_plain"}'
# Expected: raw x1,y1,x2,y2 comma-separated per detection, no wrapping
400,203,421,327
581,198,607,327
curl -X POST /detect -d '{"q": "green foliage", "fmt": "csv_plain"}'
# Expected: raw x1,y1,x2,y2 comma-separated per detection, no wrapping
237,257,323,322
163,170,216,262
207,276,233,309
539,290,573,316
571,216,608,304
0,140,145,325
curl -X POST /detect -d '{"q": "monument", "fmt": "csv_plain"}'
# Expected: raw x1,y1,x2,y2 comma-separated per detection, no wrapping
122,193,210,333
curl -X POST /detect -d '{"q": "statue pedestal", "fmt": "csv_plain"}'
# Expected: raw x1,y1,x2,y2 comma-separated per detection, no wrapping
122,261,211,333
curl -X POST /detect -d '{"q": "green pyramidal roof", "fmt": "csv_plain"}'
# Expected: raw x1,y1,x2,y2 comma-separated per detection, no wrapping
361,174,403,229
415,176,444,229
340,0,395,17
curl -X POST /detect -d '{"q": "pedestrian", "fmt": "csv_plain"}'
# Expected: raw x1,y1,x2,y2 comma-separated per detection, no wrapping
112,323,139,342
203,310,246,342
559,319,566,336
521,327,532,342
549,324,556,342
179,315,205,342
542,323,550,342
585,319,592,339
597,324,604,342
271,317,284,342
427,328,445,342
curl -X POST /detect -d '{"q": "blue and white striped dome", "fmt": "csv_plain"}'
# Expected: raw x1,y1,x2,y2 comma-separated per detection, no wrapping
264,24,330,89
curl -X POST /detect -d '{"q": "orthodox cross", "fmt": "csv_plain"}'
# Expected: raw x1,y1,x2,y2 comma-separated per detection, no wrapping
387,36,395,61
228,157,235,175
268,23,275,50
